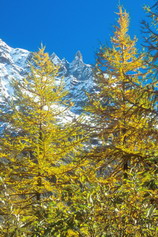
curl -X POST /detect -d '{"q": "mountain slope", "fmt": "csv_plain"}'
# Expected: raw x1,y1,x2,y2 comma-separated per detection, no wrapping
0,39,94,113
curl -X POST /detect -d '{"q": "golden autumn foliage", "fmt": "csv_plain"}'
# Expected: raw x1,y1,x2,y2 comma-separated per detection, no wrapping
0,48,86,236
86,6,157,178
0,4,157,237
83,6,158,236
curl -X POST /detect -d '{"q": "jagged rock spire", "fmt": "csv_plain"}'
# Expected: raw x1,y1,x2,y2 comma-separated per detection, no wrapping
74,50,83,61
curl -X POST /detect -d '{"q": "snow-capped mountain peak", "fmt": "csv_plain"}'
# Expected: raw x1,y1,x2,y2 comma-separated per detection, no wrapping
51,52,62,65
0,40,31,97
0,40,94,113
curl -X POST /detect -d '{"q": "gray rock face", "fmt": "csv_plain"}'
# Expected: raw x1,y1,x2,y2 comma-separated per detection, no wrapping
0,39,94,113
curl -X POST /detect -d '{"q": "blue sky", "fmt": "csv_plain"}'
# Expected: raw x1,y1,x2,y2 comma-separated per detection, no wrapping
0,0,153,64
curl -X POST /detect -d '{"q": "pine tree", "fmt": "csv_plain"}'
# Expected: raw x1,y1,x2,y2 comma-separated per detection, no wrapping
0,48,85,236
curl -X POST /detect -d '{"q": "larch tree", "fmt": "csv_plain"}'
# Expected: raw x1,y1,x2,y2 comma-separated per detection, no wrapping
142,1,158,71
86,6,157,178
83,6,158,236
142,0,158,134
0,48,86,236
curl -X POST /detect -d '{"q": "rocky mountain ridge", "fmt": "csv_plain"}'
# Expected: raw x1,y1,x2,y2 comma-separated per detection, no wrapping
0,39,94,113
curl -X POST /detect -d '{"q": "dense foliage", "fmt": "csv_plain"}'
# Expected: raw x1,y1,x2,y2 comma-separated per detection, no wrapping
0,49,86,236
0,3,157,237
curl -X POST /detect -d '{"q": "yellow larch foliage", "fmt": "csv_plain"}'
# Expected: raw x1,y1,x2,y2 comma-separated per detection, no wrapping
86,6,157,178
0,48,86,236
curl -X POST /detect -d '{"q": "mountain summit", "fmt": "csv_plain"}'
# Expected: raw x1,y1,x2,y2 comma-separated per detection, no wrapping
74,50,83,61
0,40,94,113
